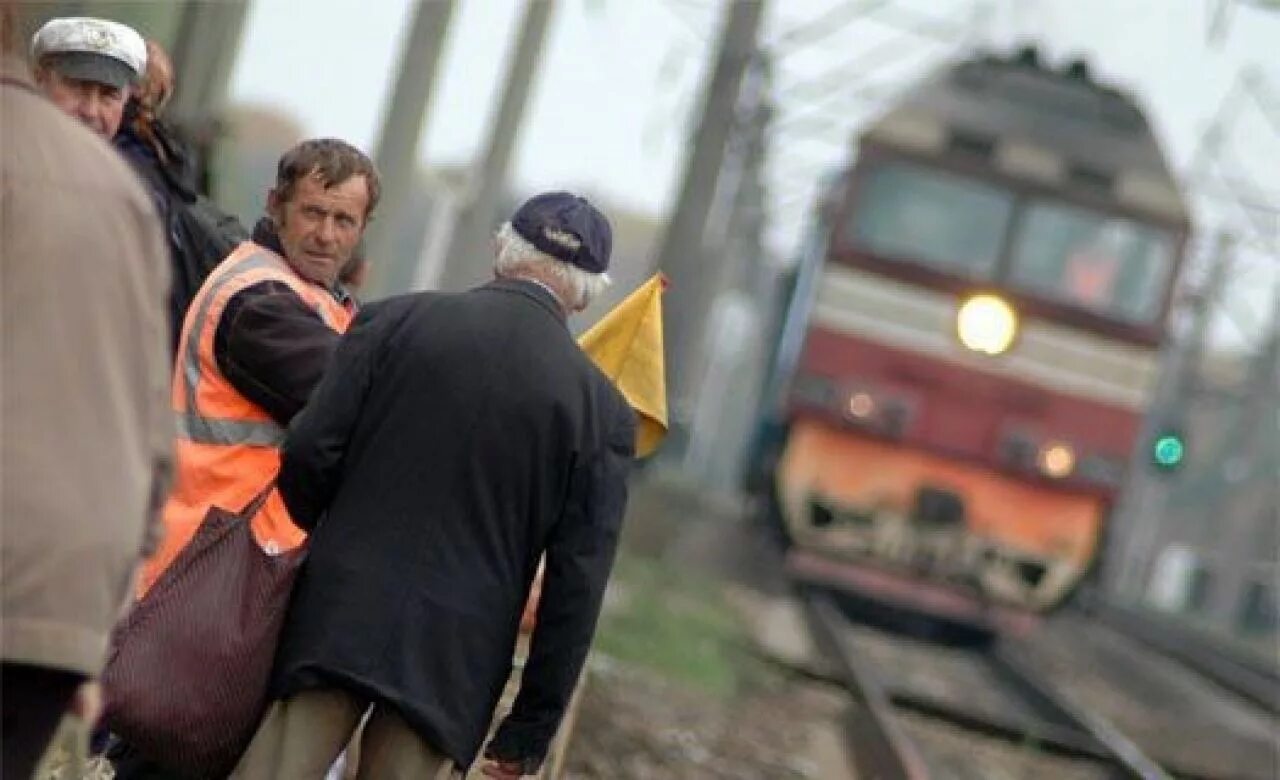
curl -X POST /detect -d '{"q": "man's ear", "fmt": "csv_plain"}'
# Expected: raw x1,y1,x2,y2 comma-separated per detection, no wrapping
266,188,283,224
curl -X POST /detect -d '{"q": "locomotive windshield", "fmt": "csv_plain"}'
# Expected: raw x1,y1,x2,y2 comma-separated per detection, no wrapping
1009,201,1174,323
845,159,1177,324
849,163,1014,277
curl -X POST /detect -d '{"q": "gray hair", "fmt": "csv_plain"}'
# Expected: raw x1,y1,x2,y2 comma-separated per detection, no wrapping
493,222,610,310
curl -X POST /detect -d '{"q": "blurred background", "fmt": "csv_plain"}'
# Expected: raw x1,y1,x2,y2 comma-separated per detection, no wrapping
13,0,1277,661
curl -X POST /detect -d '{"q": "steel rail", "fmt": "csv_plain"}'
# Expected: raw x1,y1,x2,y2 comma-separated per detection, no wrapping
990,644,1174,780
1083,597,1280,715
802,590,932,780
882,687,1108,762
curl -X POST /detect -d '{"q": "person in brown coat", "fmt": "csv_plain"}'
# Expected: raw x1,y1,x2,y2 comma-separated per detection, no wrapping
0,7,173,777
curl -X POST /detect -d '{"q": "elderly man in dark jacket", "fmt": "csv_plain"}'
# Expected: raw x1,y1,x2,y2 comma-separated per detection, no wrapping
231,192,634,779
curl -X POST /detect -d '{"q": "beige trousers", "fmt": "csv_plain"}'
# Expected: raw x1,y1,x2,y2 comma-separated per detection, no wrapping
230,689,455,780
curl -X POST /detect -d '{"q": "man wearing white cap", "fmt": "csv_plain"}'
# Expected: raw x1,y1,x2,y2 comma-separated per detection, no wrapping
31,16,146,138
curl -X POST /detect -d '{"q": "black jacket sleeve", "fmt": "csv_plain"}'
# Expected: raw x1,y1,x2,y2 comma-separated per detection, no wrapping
277,300,394,531
485,399,636,772
214,280,342,426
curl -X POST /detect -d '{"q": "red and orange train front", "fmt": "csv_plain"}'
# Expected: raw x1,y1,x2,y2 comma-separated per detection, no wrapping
766,48,1191,627
777,262,1168,626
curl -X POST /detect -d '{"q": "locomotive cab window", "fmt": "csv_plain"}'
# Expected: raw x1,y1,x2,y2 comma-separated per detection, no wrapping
1008,202,1174,323
848,162,1014,277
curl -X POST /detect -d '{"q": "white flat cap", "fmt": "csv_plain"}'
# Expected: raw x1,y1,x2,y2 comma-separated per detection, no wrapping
31,17,147,89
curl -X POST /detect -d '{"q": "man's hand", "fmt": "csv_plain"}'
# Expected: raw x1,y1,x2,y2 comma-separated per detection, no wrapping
480,758,525,779
71,681,103,725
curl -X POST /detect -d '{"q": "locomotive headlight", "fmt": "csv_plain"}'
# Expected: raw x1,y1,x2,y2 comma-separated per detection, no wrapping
847,392,876,419
956,294,1018,356
1038,442,1076,479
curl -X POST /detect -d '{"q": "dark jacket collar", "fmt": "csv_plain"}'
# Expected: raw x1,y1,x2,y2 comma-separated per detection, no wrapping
484,278,568,326
114,101,196,195
251,217,353,306
252,217,288,257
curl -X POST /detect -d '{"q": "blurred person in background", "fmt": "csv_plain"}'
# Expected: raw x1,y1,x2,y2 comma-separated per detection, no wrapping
30,15,145,139
114,37,250,356
231,192,634,779
0,3,172,777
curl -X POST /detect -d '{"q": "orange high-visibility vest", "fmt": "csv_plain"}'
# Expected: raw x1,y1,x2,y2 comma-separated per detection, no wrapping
138,242,355,596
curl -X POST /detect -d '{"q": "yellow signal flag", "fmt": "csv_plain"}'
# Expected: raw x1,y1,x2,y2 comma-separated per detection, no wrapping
578,273,669,457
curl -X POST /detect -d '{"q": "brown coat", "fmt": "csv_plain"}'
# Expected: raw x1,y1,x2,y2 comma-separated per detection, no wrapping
1,54,172,677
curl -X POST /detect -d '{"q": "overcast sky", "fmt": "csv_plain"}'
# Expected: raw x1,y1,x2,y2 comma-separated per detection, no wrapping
227,0,1279,344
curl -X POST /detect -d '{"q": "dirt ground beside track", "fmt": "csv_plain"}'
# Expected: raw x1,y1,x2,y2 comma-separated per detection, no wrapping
563,658,848,780
563,473,856,780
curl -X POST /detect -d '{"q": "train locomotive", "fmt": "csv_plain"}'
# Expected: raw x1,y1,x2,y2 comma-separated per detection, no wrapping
752,46,1191,633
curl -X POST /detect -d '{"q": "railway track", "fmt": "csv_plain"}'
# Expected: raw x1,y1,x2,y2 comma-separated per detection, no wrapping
801,589,1277,780
1080,595,1280,716
1018,609,1278,780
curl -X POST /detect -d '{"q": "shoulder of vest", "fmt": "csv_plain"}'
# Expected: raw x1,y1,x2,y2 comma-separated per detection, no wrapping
219,245,308,290
201,243,350,326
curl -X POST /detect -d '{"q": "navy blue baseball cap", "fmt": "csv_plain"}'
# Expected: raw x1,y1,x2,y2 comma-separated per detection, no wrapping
511,191,612,275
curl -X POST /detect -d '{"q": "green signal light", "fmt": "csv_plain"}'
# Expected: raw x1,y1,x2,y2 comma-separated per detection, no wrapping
1153,434,1185,469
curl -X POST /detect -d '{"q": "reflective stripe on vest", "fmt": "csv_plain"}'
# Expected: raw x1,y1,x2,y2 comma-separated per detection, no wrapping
142,246,352,597
176,250,294,446
314,299,341,329
175,412,286,448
